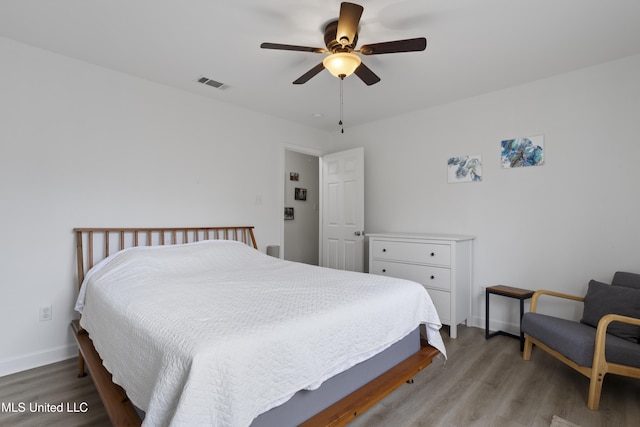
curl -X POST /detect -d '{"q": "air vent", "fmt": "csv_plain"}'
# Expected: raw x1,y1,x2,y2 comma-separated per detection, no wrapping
197,76,226,90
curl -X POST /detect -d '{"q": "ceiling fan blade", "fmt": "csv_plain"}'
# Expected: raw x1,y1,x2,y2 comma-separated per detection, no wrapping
354,62,381,86
293,63,325,84
260,42,326,53
359,37,427,55
336,2,364,48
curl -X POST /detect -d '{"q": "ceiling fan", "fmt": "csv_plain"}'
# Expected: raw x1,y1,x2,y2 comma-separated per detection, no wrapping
260,2,427,86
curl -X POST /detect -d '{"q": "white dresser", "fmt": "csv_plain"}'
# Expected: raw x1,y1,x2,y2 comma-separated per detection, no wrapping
368,233,474,338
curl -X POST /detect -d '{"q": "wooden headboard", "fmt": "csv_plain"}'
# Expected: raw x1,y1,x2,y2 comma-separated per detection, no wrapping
74,226,257,290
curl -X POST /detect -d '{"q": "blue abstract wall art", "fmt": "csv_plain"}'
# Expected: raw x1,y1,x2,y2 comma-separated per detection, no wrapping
501,135,544,168
448,154,482,183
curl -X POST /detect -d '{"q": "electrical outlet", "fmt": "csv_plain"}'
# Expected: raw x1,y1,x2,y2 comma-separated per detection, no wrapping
39,305,52,322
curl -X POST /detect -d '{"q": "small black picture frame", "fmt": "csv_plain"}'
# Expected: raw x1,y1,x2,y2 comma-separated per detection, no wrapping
294,188,307,201
284,207,294,220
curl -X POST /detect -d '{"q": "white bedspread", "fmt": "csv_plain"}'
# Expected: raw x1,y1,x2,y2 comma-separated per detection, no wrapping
76,240,445,427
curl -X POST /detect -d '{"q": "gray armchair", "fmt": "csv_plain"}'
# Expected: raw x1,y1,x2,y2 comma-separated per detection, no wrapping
521,271,640,410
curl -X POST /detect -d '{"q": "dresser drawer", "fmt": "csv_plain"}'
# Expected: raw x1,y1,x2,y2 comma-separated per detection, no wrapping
427,289,451,324
371,240,451,266
371,261,451,290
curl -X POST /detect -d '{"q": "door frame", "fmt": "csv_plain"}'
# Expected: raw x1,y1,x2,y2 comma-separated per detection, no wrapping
280,143,323,263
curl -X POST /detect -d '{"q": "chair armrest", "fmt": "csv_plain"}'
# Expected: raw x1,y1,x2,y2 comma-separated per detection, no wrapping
593,314,640,367
595,313,640,341
530,289,584,313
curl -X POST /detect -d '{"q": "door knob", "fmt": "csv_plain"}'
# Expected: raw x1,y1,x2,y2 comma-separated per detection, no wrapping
354,230,364,236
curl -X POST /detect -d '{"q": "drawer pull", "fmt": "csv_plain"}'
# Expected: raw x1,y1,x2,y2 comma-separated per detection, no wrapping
430,252,435,257
382,269,386,273
382,248,387,252
430,275,435,280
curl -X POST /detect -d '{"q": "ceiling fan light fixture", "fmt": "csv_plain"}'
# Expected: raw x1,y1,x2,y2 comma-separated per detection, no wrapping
323,52,361,78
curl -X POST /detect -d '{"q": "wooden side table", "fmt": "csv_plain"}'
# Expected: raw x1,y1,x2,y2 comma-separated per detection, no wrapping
485,285,534,351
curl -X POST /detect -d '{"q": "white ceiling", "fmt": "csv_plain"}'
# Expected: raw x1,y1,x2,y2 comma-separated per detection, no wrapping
2,0,640,132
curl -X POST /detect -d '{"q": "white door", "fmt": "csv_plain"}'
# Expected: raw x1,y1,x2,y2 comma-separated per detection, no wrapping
321,147,365,271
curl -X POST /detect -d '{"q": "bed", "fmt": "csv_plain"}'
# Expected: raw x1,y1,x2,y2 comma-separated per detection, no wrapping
71,226,445,426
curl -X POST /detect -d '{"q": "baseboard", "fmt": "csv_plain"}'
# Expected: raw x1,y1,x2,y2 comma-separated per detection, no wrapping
470,315,520,336
0,344,77,377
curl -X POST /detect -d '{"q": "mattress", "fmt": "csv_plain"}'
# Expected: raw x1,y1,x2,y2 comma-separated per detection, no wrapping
75,239,445,427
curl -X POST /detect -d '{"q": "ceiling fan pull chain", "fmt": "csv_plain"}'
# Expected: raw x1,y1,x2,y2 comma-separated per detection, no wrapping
339,76,345,133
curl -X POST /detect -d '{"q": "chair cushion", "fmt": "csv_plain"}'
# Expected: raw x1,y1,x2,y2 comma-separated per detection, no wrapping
522,312,640,368
581,280,640,343
612,271,640,290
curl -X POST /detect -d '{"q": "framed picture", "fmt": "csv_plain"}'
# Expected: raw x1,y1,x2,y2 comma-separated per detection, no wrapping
295,188,307,201
501,135,545,168
290,172,299,181
284,207,294,220
448,154,482,183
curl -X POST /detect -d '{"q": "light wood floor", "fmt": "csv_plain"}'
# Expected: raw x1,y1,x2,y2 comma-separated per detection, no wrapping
1,326,638,427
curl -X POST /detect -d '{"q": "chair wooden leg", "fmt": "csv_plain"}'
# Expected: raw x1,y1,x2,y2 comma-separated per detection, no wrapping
587,370,604,410
522,336,533,361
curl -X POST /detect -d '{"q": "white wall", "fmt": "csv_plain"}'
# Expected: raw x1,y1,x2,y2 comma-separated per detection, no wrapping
333,54,640,333
284,150,319,265
0,37,328,375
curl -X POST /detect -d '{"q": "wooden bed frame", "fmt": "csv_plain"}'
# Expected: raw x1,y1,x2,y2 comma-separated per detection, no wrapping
71,226,440,427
